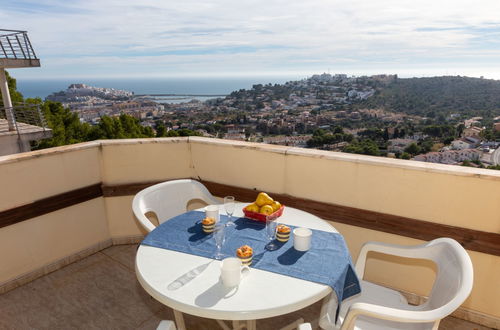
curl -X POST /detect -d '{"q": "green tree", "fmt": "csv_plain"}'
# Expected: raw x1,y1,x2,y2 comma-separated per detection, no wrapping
90,114,154,140
400,152,411,159
156,123,167,137
393,128,400,138
419,139,434,153
404,143,421,156
177,128,202,137
33,101,92,149
333,126,344,134
166,130,179,137
383,128,389,141
343,139,380,156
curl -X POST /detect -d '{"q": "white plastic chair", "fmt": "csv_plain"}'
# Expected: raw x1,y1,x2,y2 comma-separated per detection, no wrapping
156,320,176,330
320,238,473,330
298,323,313,330
132,179,219,232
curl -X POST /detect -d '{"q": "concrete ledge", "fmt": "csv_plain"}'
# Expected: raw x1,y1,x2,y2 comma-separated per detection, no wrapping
1,138,499,180
0,140,101,164
188,137,500,180
0,58,40,68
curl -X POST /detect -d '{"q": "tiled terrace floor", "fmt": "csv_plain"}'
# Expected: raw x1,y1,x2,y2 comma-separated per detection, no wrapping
0,244,491,330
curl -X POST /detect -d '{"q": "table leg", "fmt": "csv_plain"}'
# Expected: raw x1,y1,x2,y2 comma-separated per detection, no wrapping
216,320,232,330
216,319,256,330
278,317,304,330
173,309,186,330
246,320,257,330
232,320,245,329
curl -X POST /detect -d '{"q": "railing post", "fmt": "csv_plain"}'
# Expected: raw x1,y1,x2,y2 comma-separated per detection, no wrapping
0,68,16,131
6,36,17,59
0,39,7,58
15,34,27,59
24,33,37,59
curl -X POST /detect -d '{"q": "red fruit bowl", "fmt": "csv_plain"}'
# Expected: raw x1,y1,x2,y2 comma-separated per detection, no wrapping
243,205,285,222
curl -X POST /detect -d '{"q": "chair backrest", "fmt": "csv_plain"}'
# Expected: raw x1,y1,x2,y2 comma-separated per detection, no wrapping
419,238,474,316
132,179,220,232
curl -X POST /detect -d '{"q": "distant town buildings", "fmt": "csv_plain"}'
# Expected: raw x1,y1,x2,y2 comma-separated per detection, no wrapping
413,116,498,166
464,117,483,128
462,126,483,138
388,138,414,153
45,84,164,124
40,76,499,169
262,135,310,147
451,137,480,150
47,84,133,103
414,149,481,165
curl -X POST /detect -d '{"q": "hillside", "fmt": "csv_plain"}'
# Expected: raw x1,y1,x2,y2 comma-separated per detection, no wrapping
361,76,500,118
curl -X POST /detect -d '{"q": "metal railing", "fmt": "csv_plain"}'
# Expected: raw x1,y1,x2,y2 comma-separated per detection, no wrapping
0,29,38,60
0,103,48,134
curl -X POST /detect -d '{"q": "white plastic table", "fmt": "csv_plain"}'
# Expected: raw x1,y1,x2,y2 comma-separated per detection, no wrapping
136,203,339,330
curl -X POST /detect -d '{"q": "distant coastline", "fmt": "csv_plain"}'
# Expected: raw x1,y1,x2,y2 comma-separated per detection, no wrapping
15,76,299,101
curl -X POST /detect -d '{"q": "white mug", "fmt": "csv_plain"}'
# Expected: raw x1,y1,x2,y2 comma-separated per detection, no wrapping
293,227,312,251
205,204,220,223
220,257,250,287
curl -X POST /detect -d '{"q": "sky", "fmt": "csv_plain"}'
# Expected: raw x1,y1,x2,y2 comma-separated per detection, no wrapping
2,0,500,80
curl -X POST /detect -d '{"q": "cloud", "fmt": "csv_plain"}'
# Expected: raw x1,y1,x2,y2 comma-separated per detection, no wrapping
2,0,500,78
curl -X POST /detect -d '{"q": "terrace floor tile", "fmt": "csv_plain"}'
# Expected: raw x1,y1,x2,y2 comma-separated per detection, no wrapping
0,244,492,330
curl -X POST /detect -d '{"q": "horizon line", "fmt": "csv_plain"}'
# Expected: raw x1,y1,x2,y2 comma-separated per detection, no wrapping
9,72,500,81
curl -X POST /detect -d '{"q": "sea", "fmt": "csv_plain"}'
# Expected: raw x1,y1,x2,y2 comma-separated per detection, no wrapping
16,76,302,103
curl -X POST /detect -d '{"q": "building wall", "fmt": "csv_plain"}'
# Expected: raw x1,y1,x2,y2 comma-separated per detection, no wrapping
0,138,499,321
0,134,23,156
0,143,109,286
100,138,194,238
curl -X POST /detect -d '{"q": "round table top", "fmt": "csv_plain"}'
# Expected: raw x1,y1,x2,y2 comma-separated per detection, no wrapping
135,202,338,321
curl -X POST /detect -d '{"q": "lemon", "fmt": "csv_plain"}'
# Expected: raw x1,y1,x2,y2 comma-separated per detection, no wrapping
255,192,274,207
271,201,282,212
260,205,274,215
246,203,259,213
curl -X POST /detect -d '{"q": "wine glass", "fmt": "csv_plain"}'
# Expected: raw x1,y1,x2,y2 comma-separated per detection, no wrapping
224,196,236,226
213,224,226,260
265,216,278,251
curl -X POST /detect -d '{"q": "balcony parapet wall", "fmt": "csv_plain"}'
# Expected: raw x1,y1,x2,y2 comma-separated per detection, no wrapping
0,138,499,325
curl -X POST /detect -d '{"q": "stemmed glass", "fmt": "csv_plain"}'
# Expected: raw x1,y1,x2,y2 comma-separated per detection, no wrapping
224,196,235,226
265,216,278,251
213,223,226,260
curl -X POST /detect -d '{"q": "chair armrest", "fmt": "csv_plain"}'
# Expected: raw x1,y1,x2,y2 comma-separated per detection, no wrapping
340,302,439,330
132,199,157,233
134,212,156,232
355,241,430,279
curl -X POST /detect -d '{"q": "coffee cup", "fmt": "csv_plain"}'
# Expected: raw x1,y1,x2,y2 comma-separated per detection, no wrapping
293,227,312,251
205,205,220,223
220,257,250,287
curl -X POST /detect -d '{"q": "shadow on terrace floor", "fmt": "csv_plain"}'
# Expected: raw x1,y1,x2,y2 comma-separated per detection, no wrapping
0,245,491,330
